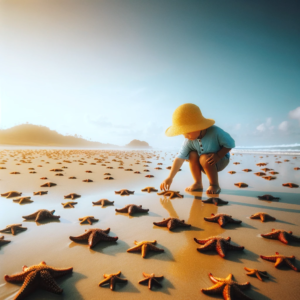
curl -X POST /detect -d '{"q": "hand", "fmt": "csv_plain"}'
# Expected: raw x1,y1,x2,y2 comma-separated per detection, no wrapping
160,177,173,191
206,153,221,166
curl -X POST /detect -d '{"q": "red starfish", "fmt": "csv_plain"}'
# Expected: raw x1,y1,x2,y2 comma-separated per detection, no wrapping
204,213,241,227
260,252,299,272
282,182,299,188
261,229,300,244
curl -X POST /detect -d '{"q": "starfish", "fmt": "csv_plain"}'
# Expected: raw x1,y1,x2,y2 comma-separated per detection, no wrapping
0,224,27,235
294,167,300,170
68,176,76,179
254,172,266,176
242,169,252,172
23,209,60,222
141,187,158,193
29,171,36,174
250,212,276,222
83,179,93,182
98,271,128,290
256,163,267,166
0,235,11,247
233,162,240,165
13,197,33,204
234,182,248,188
275,161,282,164
144,169,150,172
204,213,241,227
166,166,172,169
244,267,269,281
157,190,183,199
155,167,162,170
62,201,78,208
86,170,92,173
260,252,299,271
50,168,63,171
134,171,141,174
125,168,133,171
282,182,299,188
262,176,276,180
10,171,20,174
40,177,47,179
69,228,118,248
201,273,252,300
201,197,228,206
1,191,22,198
104,173,111,175
104,177,114,180
269,171,279,175
4,261,73,300
261,168,272,172
228,171,236,174
257,194,280,201
153,218,191,231
194,236,244,258
79,216,99,225
33,191,48,195
127,240,164,258
92,199,114,207
145,174,154,178
138,272,164,290
40,182,57,187
64,193,81,200
115,204,149,215
115,189,135,196
261,229,300,244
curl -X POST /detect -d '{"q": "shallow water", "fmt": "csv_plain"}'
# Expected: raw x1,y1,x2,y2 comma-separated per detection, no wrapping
0,149,299,300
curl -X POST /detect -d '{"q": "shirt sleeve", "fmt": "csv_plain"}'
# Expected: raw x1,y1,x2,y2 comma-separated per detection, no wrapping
177,139,192,160
217,128,235,149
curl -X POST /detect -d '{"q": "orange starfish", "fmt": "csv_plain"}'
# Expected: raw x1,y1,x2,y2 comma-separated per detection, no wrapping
33,191,48,195
40,182,57,187
250,212,276,222
141,187,158,193
127,240,164,258
4,261,73,300
157,190,183,199
260,252,299,272
234,182,248,188
261,229,300,244
244,267,268,281
282,182,299,188
92,199,114,207
98,271,127,290
138,272,164,290
115,189,134,196
1,191,22,198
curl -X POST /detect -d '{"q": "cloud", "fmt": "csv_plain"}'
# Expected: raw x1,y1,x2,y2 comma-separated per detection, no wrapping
256,123,266,132
234,123,241,130
256,117,274,133
289,107,300,124
278,121,289,131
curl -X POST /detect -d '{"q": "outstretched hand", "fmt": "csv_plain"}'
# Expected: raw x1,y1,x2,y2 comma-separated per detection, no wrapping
160,177,173,191
206,153,221,166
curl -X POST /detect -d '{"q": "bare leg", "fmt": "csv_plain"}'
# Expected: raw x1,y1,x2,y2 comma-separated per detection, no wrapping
185,151,203,192
200,154,221,195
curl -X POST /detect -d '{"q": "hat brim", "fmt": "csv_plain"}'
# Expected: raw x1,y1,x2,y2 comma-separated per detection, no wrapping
165,119,215,137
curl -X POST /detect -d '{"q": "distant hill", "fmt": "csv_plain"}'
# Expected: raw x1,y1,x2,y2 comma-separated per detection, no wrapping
0,124,152,149
125,139,152,149
0,124,118,148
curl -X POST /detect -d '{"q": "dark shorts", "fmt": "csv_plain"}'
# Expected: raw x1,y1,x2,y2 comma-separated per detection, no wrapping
186,154,230,174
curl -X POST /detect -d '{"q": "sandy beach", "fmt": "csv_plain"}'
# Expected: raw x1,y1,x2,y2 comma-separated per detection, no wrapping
0,149,300,300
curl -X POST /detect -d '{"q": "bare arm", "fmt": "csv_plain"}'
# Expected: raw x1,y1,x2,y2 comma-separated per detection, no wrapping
160,157,185,190
217,147,231,159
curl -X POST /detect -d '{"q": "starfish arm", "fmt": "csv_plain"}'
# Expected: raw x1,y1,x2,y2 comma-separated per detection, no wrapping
223,240,244,251
40,270,63,294
232,285,253,300
216,240,226,258
194,237,213,245
235,281,251,289
102,228,111,234
13,270,40,300
114,276,128,283
142,244,149,258
151,278,163,287
229,217,242,224
0,228,10,233
136,207,149,213
274,257,284,268
99,277,111,287
278,232,289,244
48,267,73,278
260,255,277,262
204,216,220,222
284,258,299,271
197,239,217,252
218,216,226,227
22,211,39,219
87,218,92,225
255,272,263,281
260,214,266,222
201,282,225,294
178,220,191,227
153,219,171,227
127,245,142,252
115,206,130,213
139,278,149,284
261,231,280,239
69,230,91,242
258,271,269,278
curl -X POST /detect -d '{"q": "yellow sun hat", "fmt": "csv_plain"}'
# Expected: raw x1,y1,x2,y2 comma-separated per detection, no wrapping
165,103,215,137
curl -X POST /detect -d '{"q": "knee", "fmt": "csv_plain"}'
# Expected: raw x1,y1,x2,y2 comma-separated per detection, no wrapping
199,154,210,168
189,151,199,161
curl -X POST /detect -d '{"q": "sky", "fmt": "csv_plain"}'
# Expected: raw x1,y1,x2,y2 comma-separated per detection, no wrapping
0,0,299,149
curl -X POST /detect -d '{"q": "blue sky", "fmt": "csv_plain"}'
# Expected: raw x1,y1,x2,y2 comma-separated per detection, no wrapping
0,0,299,149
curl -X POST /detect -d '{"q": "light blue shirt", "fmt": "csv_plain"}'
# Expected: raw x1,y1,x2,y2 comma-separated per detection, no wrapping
177,125,235,160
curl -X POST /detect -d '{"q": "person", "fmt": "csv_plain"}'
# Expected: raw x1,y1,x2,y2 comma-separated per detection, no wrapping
160,103,235,195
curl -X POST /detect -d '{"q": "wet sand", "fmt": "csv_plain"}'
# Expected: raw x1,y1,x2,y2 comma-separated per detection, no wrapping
0,149,299,300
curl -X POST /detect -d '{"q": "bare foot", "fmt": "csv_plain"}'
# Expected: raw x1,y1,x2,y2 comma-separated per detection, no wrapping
185,182,203,192
206,185,221,195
